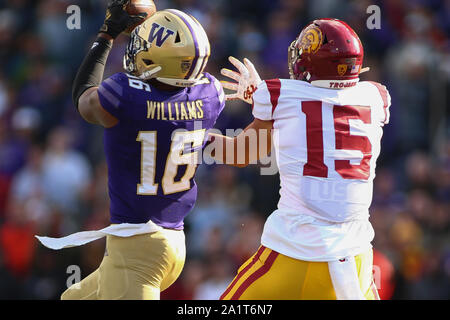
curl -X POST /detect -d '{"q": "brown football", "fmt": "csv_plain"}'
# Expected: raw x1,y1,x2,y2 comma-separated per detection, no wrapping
125,0,157,33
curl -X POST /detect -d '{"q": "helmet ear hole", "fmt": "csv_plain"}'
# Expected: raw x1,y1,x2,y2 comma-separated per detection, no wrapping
143,59,154,66
174,32,181,43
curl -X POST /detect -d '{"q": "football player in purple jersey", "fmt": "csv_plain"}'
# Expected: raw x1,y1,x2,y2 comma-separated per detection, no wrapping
37,1,225,300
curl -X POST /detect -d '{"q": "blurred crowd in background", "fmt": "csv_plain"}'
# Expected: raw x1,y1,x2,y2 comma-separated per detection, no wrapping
0,0,448,300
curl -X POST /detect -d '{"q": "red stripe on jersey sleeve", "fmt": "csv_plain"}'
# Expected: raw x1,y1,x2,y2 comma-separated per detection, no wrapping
265,79,282,116
368,81,389,123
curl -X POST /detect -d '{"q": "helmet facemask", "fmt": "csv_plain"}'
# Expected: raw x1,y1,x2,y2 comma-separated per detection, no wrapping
288,39,298,80
288,38,308,81
124,26,162,80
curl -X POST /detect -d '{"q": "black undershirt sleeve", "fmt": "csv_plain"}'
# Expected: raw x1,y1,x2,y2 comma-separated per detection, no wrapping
72,36,113,110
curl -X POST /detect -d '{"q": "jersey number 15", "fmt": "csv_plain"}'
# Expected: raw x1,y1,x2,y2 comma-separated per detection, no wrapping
302,101,372,180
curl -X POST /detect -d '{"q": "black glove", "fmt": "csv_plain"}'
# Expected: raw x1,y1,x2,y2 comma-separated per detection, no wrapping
99,0,148,39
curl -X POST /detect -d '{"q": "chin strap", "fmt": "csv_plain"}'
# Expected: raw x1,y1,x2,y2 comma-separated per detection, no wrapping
359,67,370,74
136,66,206,88
156,76,210,88
138,66,163,80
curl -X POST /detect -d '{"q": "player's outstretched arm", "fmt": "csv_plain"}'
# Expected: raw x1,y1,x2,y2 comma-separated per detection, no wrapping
211,57,270,167
72,0,147,127
221,56,263,104
208,119,273,168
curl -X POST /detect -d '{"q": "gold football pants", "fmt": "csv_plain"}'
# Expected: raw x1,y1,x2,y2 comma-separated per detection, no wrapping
61,229,185,300
220,246,378,300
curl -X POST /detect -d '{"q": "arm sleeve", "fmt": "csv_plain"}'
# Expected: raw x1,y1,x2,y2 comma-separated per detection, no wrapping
252,79,281,121
368,81,391,125
212,76,226,117
72,37,112,109
382,88,391,125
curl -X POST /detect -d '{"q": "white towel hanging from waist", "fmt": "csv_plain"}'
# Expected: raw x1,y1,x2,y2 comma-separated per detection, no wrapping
35,221,163,250
328,256,365,300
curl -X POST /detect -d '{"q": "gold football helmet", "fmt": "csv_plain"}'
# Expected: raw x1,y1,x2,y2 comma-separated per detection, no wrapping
123,9,211,87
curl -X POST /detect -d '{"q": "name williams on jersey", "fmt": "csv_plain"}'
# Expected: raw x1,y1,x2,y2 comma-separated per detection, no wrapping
147,100,205,121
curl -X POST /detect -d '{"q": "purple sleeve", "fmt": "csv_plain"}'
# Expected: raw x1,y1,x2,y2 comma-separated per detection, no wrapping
205,72,226,119
97,73,129,119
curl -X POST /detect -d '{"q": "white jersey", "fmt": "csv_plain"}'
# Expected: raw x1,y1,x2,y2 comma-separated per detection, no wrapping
252,79,391,261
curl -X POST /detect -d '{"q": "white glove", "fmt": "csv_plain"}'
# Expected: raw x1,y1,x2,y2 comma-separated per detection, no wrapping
220,56,263,104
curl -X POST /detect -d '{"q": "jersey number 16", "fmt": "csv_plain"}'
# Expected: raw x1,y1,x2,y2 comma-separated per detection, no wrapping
136,130,205,195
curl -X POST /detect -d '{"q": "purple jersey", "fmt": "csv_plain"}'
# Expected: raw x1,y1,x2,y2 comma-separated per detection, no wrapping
97,72,225,229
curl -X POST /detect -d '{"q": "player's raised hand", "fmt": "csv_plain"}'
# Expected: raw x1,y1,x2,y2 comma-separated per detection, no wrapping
100,0,148,39
221,56,263,104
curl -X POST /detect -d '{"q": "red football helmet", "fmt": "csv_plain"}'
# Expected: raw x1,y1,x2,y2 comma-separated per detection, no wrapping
288,18,365,89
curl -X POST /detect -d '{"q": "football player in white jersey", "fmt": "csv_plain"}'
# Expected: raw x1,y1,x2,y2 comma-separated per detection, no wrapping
209,18,391,300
